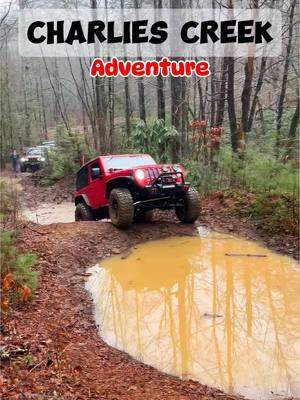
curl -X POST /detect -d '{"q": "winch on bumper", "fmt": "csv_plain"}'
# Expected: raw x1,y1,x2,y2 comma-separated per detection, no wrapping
134,172,189,210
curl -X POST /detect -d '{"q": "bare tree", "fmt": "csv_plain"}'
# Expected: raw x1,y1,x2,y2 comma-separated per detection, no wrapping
276,0,297,151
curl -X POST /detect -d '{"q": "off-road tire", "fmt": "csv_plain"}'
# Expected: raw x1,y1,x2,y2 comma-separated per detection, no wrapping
75,202,94,221
20,164,26,173
134,210,154,223
109,188,134,228
175,187,201,223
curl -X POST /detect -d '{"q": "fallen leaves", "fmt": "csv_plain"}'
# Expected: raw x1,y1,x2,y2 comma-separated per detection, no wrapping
1,179,297,399
2,272,14,290
18,285,32,302
1,272,32,311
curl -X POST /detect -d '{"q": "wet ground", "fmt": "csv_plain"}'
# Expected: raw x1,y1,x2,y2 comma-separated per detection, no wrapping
2,170,299,399
0,172,75,225
86,231,300,400
23,202,74,224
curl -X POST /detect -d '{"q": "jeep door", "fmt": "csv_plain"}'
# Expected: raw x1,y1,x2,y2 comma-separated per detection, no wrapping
88,159,106,209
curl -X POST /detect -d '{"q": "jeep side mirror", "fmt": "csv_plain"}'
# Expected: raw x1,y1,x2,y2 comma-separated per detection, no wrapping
91,167,101,179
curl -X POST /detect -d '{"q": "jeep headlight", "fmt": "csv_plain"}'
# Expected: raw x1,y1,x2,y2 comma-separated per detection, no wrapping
173,164,182,173
20,157,27,162
135,169,145,181
39,157,46,162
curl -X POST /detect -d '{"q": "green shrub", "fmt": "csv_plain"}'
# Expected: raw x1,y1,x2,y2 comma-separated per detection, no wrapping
42,127,94,185
130,119,178,163
233,192,299,235
184,147,299,196
14,253,38,291
0,180,22,229
0,231,38,306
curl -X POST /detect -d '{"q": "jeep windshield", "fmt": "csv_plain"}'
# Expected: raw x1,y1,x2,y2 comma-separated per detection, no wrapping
28,148,43,156
102,155,156,171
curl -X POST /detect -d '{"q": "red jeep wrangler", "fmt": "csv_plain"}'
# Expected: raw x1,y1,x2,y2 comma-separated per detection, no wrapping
74,154,200,228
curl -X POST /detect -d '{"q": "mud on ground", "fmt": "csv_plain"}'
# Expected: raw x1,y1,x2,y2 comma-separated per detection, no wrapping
1,172,299,399
1,220,246,400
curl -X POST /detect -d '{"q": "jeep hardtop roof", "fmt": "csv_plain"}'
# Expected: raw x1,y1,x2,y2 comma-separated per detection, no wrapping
76,154,155,174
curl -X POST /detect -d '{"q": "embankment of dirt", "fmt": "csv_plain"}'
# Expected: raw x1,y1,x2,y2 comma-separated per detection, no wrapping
1,220,245,400
1,172,298,399
21,173,299,260
20,173,75,208
201,192,299,261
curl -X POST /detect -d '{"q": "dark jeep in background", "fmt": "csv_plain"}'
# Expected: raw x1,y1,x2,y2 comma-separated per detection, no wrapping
20,141,55,172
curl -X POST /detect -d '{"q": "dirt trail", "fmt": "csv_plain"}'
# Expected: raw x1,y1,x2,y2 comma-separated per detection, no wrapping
23,202,75,225
3,220,244,400
4,170,298,260
1,172,299,400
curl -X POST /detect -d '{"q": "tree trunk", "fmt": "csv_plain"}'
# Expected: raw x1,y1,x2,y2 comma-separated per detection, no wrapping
157,74,165,121
107,77,115,152
4,28,13,149
247,57,266,132
135,0,146,123
170,0,182,161
137,78,146,123
154,0,165,121
215,58,227,126
240,56,254,135
39,75,48,140
171,76,181,161
181,77,188,154
210,57,216,126
227,57,241,153
197,79,205,120
285,88,299,160
120,0,131,137
276,0,297,149
22,69,31,147
43,57,70,133
91,0,107,152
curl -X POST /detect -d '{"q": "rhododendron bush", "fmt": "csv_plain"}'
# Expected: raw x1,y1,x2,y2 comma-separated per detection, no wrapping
190,120,224,160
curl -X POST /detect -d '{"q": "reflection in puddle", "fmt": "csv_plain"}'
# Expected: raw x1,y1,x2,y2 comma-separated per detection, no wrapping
86,234,300,400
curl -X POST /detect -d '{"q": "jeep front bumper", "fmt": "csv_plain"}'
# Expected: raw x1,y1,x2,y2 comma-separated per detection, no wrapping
134,172,189,209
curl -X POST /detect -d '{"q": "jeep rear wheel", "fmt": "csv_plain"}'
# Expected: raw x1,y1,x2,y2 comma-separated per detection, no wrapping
75,202,94,221
134,210,154,223
175,187,201,223
109,188,134,228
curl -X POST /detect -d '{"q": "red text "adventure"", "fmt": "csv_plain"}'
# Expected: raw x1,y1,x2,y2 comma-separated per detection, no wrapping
90,57,210,78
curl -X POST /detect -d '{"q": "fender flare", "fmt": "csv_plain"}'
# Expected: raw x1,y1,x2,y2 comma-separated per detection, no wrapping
75,194,91,207
106,176,136,198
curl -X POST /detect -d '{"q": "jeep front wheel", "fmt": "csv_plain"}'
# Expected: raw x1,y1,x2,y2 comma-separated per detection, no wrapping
175,187,201,223
75,202,94,221
109,188,134,228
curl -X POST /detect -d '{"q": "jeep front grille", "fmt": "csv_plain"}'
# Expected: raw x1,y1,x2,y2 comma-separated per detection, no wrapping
145,166,172,183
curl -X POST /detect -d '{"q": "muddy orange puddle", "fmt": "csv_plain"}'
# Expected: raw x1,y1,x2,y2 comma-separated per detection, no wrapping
86,232,300,399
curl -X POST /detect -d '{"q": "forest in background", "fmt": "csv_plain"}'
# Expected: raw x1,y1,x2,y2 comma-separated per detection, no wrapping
0,0,299,200
0,2,299,390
